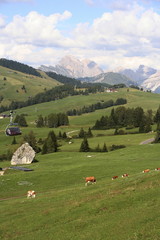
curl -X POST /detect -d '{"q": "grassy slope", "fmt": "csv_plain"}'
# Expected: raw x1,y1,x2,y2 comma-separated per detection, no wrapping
0,146,160,240
0,66,61,106
0,88,160,240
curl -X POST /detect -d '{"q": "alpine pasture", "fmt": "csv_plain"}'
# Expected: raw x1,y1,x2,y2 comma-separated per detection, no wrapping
0,88,160,240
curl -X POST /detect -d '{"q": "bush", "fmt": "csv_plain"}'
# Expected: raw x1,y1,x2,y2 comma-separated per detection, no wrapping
110,144,126,151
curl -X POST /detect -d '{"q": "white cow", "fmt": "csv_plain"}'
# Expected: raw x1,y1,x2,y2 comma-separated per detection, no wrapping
27,190,36,199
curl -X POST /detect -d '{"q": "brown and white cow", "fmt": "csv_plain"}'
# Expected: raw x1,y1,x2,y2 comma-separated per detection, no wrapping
122,173,129,178
155,168,160,171
84,176,96,186
27,190,36,199
112,176,118,180
142,169,150,173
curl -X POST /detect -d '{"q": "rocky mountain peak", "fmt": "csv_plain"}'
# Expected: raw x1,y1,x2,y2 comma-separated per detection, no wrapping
39,55,103,78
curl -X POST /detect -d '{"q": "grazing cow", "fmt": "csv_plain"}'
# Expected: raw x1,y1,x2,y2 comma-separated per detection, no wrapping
142,169,150,173
84,176,96,186
27,190,36,199
122,173,129,178
112,176,118,180
0,170,5,176
155,168,160,171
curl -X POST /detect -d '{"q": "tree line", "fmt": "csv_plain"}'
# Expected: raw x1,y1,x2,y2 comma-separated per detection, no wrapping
0,83,106,113
79,137,126,152
67,98,127,116
92,106,154,132
36,113,69,128
0,58,41,77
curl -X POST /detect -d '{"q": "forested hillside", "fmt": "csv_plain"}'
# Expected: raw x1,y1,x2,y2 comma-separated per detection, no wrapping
0,58,41,77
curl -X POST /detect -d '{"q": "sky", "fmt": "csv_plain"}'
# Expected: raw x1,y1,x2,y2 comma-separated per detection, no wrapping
0,0,160,71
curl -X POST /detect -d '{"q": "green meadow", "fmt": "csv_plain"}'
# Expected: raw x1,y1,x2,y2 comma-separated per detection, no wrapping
0,88,160,240
0,66,60,105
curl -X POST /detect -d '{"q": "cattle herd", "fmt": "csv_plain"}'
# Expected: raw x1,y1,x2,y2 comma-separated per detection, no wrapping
26,167,160,198
84,167,160,187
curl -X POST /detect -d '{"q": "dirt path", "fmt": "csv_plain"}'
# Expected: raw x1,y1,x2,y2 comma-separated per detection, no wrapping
139,138,154,145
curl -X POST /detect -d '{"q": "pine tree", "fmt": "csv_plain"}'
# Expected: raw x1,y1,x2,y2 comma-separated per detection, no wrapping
36,115,44,127
46,131,58,152
114,128,119,135
95,144,101,152
79,138,90,152
144,123,152,133
41,141,48,154
154,105,160,123
102,143,108,152
11,136,17,145
15,114,28,127
62,132,67,139
58,131,62,138
48,113,58,128
79,128,86,138
45,135,56,153
154,122,160,143
87,127,93,137
23,131,37,151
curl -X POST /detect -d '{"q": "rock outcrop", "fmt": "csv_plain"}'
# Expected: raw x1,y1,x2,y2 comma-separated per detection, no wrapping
11,143,35,165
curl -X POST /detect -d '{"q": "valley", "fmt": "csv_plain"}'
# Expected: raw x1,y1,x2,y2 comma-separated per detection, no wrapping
0,61,160,240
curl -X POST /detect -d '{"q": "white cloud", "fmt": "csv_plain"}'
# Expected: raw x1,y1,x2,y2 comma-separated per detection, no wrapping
1,11,73,47
0,3,160,70
0,15,6,27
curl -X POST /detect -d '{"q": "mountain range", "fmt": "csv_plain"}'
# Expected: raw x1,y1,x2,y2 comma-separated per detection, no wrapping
39,56,160,93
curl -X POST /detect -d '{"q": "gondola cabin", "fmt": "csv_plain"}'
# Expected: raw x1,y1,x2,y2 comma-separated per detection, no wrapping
6,127,22,136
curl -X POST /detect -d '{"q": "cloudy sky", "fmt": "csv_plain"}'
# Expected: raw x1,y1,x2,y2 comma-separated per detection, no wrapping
0,0,160,71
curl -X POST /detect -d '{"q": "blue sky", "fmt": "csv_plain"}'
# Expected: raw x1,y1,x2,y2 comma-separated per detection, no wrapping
0,0,160,70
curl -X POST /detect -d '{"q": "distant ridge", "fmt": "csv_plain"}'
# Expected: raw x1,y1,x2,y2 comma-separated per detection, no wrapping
79,72,135,87
0,58,41,77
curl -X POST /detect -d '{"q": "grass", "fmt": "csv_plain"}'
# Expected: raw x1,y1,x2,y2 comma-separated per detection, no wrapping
0,88,160,239
0,66,60,105
0,145,160,240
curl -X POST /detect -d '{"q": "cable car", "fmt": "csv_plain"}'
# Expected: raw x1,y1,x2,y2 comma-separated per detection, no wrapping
5,127,22,136
5,111,22,136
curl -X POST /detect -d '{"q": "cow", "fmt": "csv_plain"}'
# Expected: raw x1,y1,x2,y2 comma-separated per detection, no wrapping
0,170,5,176
27,190,36,199
122,173,129,178
155,168,160,171
84,176,96,186
142,169,150,173
112,176,118,180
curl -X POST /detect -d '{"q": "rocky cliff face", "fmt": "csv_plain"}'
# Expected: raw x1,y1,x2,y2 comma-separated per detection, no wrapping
39,56,160,92
141,71,160,93
39,55,103,78
116,65,157,84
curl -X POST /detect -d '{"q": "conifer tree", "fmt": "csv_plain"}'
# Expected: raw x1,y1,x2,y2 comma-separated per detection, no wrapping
102,143,108,152
58,131,62,138
154,122,160,143
79,138,90,152
23,131,40,152
144,123,152,133
11,136,17,145
41,141,48,154
114,127,119,135
36,115,44,127
62,132,67,139
154,105,160,123
45,135,56,153
14,114,28,127
87,127,93,137
79,128,86,138
95,144,101,152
